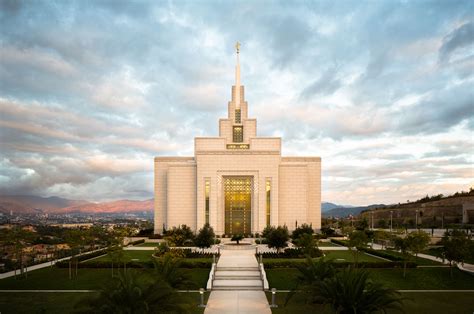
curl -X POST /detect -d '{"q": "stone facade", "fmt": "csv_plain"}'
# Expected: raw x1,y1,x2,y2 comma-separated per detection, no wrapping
154,52,321,235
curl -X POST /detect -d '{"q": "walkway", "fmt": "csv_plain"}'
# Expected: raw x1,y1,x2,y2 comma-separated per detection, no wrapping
204,246,271,314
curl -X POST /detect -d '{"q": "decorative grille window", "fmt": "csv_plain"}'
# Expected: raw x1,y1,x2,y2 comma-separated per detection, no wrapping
233,126,243,142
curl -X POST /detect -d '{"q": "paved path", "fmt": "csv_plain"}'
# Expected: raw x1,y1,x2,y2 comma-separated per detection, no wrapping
205,247,270,314
371,243,474,274
0,248,106,280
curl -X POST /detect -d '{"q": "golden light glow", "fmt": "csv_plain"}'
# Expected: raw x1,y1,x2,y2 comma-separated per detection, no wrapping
224,177,252,235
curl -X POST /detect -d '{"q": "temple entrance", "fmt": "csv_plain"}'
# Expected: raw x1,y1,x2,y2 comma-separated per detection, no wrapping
224,177,252,235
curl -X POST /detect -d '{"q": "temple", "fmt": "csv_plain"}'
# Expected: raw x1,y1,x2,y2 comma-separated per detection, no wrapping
154,44,321,235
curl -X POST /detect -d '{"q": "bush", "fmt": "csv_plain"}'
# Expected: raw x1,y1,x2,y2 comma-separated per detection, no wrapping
262,259,417,269
257,247,322,259
129,239,145,246
231,234,244,244
267,226,290,252
149,234,163,239
165,225,195,247
255,238,268,244
331,239,349,246
357,247,405,261
292,223,314,240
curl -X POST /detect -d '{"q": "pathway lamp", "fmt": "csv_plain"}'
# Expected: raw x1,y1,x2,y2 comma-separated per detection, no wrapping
270,288,278,308
198,288,206,308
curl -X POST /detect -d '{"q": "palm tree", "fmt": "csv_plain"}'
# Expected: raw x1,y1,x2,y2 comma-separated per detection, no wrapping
75,270,190,313
152,253,194,289
315,268,404,314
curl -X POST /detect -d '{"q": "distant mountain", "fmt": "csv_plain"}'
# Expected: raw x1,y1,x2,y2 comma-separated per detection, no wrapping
323,204,386,218
322,202,339,212
58,199,154,214
0,195,153,215
0,195,90,214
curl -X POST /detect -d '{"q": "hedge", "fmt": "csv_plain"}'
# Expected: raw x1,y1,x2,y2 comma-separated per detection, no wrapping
257,248,322,259
263,259,417,269
128,239,145,246
57,258,212,269
357,247,405,261
330,239,349,246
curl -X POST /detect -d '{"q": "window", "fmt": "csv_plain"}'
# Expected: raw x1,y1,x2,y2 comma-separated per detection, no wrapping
235,109,241,123
205,179,210,224
266,179,271,226
233,126,243,142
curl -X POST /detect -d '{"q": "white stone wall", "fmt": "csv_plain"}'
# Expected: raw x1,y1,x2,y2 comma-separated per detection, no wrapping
167,163,197,230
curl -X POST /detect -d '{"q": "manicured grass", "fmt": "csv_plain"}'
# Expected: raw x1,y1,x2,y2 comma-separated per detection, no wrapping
370,268,474,290
0,291,209,314
266,292,474,314
0,267,210,290
0,292,98,314
266,267,474,291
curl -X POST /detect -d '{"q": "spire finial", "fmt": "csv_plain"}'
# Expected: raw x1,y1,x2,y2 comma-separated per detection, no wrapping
235,41,241,54
235,41,241,109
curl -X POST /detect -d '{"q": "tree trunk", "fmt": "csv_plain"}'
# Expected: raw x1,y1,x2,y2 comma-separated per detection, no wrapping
69,260,72,279
450,263,453,279
403,261,407,278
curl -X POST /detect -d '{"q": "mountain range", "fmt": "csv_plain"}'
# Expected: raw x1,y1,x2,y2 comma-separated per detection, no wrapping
0,195,153,215
0,195,380,217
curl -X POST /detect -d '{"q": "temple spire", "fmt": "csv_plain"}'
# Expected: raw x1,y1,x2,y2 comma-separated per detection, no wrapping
235,41,241,109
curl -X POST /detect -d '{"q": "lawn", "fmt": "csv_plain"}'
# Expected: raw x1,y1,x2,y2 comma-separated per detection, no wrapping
0,266,210,290
266,291,474,314
0,291,209,314
266,267,474,291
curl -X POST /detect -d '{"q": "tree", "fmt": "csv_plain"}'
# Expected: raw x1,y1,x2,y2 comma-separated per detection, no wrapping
75,270,190,313
165,225,195,247
231,234,244,244
393,237,411,278
194,223,215,251
356,217,369,230
315,268,404,313
64,228,85,279
267,226,290,253
439,230,470,278
348,230,369,266
294,233,320,257
407,230,430,257
261,225,275,239
2,227,35,279
291,223,314,241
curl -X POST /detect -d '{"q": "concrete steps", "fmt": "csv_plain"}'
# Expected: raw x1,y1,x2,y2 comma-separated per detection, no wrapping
212,266,263,291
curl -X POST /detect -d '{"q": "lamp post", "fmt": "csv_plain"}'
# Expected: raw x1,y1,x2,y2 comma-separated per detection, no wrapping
270,288,278,308
371,211,374,229
415,209,419,229
198,288,206,308
390,211,393,233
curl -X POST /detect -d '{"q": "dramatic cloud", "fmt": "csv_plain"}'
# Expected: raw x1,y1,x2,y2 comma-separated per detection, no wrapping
0,0,472,204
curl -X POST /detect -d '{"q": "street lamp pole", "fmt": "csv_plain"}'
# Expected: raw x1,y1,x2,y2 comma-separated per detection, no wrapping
415,209,419,229
390,210,393,232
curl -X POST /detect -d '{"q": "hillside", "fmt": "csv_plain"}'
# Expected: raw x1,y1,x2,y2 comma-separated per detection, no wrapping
0,195,90,214
323,204,386,218
0,195,153,215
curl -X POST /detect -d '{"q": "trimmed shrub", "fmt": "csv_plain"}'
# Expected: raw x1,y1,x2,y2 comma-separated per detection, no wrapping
357,247,405,261
331,239,349,246
128,239,145,246
257,247,322,259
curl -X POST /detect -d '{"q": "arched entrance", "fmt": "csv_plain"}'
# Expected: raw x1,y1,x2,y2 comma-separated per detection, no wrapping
224,177,252,235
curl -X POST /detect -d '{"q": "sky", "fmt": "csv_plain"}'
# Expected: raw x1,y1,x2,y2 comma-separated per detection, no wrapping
0,0,473,206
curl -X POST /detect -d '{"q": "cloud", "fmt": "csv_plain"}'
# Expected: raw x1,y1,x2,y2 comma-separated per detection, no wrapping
0,1,472,204
439,22,474,63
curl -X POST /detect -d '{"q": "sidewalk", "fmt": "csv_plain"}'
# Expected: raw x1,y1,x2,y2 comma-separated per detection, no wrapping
204,248,271,314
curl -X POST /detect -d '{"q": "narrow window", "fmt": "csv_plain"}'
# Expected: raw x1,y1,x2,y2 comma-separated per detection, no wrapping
233,126,243,142
266,179,271,226
235,109,241,123
205,179,210,224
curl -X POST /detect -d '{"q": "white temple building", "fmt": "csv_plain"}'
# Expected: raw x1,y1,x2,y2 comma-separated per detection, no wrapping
154,45,321,235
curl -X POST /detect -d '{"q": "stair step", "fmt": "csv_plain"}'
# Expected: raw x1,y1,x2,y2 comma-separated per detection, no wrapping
215,277,261,280
215,270,260,276
213,279,262,287
212,286,263,291
216,267,259,271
